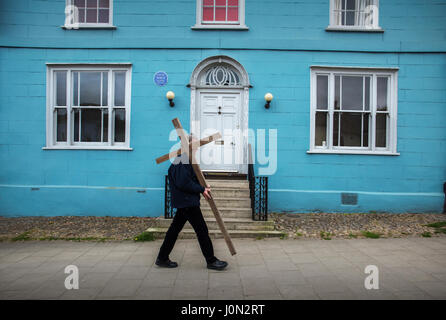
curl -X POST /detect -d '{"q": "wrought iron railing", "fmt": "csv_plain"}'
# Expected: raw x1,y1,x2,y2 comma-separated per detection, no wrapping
164,175,176,219
248,144,268,221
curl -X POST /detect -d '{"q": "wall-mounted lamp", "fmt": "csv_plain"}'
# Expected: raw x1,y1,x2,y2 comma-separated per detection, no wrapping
264,93,273,109
166,91,175,107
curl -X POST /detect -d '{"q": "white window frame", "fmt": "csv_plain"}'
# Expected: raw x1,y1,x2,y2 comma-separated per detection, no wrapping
327,0,383,32
192,0,249,30
44,64,132,150
308,66,399,156
64,0,115,29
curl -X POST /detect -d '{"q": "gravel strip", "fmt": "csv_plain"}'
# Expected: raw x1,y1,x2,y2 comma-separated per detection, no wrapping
0,213,445,242
271,212,446,239
0,216,157,241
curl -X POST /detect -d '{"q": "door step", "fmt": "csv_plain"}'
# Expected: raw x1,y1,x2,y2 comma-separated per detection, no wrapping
203,172,247,180
153,217,275,231
146,227,285,239
200,197,251,209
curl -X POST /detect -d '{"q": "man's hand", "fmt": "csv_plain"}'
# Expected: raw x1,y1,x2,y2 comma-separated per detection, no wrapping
203,187,212,200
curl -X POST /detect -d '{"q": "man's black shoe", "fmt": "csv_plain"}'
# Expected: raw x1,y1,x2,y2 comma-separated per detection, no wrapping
155,258,178,268
207,259,228,270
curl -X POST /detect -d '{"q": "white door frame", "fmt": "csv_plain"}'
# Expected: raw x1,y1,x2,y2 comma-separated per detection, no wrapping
189,55,250,174
197,89,243,172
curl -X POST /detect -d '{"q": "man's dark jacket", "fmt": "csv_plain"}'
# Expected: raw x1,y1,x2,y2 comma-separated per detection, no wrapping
168,157,205,209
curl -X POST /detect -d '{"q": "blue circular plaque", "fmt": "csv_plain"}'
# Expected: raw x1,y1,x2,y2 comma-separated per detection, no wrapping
153,71,168,86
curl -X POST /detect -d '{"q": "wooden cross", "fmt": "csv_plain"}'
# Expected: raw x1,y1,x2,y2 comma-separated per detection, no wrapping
155,118,237,256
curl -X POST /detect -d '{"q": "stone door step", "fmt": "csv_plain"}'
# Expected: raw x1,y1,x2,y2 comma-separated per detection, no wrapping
146,227,285,239
200,197,251,208
153,217,274,231
201,207,253,218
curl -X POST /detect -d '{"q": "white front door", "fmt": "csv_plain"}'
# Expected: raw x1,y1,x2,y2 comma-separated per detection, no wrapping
198,91,241,172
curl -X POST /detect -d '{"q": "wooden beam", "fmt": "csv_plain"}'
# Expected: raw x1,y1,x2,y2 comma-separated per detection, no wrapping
171,118,237,256
155,132,222,164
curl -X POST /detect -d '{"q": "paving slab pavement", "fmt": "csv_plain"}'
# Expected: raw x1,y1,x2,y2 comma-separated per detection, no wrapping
0,238,445,300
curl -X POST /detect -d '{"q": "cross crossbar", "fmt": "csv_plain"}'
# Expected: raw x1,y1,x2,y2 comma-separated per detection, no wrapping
155,132,222,164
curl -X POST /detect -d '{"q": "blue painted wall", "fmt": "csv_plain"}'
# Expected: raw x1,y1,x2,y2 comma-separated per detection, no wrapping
0,0,445,216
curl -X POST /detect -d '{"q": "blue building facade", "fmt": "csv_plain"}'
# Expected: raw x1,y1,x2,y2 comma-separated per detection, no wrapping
0,0,445,217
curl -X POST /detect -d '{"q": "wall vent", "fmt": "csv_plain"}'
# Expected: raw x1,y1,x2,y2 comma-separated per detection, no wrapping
341,193,358,205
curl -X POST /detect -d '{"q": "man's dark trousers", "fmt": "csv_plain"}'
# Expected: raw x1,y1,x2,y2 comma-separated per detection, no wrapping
157,206,217,264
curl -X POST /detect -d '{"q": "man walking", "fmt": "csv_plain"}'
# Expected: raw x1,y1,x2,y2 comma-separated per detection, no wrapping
155,143,228,271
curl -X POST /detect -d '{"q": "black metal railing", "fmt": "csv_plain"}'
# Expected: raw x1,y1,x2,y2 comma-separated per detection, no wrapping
248,144,268,221
164,175,176,219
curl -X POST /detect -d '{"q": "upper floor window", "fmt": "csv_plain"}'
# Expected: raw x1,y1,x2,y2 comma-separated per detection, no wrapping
309,66,398,155
192,0,248,30
328,0,382,31
45,64,132,150
64,0,114,29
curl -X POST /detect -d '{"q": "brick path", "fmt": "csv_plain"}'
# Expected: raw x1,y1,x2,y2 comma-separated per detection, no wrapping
0,238,445,300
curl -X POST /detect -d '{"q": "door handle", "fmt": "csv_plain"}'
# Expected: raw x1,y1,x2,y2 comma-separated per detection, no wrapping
218,106,221,115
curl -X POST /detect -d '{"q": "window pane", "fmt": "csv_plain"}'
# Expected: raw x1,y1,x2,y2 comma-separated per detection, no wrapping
316,75,328,110
363,113,369,147
334,75,340,110
377,77,388,111
228,7,238,21
56,108,67,142
365,76,370,111
102,72,108,106
228,0,239,5
114,108,125,142
80,72,101,106
98,9,109,23
340,112,362,147
86,0,97,8
74,0,85,8
315,112,327,147
346,0,356,10
78,8,85,23
86,8,98,23
114,72,126,106
55,71,67,106
99,0,109,8
74,108,80,142
345,11,355,25
376,113,387,147
215,7,226,21
102,109,108,142
342,76,363,110
216,0,226,5
203,7,214,21
73,72,78,106
333,112,340,146
81,109,102,142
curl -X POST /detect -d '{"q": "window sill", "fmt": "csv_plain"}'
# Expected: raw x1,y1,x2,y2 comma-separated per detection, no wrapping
43,146,132,151
191,24,249,30
307,150,399,156
61,25,117,30
325,26,384,33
